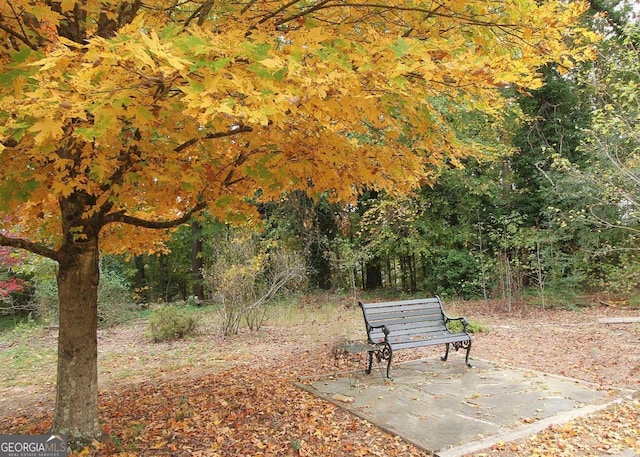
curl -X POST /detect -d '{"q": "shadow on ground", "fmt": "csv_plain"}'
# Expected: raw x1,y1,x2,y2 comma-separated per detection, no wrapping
296,357,636,457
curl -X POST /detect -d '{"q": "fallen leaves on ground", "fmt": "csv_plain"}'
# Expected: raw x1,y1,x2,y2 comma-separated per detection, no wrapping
1,301,639,456
484,398,640,457
3,346,427,456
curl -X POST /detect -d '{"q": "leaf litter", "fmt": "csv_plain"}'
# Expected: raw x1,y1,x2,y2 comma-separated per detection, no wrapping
0,300,638,456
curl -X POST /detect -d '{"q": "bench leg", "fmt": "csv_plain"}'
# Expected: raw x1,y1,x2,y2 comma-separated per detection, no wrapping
464,340,472,368
365,343,393,379
441,342,451,362
366,350,374,374
442,341,473,368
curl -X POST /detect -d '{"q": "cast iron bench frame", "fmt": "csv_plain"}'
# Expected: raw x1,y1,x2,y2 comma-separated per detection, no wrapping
359,296,472,379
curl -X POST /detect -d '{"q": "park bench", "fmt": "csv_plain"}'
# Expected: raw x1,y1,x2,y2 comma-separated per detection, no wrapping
359,296,472,379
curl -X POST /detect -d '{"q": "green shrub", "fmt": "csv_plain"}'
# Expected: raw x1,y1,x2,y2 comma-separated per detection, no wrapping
423,250,485,299
147,305,198,342
32,274,59,325
447,318,488,334
98,267,137,328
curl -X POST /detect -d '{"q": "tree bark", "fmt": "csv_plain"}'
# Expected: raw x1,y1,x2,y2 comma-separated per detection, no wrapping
52,239,101,441
364,257,383,290
191,220,205,301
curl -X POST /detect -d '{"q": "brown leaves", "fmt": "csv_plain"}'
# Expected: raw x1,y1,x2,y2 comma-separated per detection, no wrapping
468,399,640,457
2,303,638,456
67,353,425,456
520,399,640,456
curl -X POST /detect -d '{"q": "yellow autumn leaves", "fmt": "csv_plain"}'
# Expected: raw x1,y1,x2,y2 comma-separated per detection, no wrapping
0,0,598,250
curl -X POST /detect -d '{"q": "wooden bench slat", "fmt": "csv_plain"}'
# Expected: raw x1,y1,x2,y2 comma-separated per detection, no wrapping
391,335,470,349
370,327,450,339
366,308,443,318
369,319,448,332
389,330,469,342
363,302,441,312
367,315,445,327
363,299,442,308
362,298,442,308
385,323,449,333
370,328,448,339
366,308,443,317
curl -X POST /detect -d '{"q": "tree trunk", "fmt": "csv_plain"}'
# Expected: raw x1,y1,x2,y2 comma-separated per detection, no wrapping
133,255,149,302
410,253,417,292
364,257,383,290
52,239,101,441
191,220,205,301
158,254,169,301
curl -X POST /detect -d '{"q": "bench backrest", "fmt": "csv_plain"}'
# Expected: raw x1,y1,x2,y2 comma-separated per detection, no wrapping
359,297,448,344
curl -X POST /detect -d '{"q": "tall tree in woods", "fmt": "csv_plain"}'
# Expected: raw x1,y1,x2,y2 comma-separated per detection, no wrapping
558,7,640,290
511,66,593,225
0,0,596,442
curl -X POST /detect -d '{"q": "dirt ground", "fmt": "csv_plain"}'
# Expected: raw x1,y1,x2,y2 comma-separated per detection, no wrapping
0,299,638,456
456,300,639,392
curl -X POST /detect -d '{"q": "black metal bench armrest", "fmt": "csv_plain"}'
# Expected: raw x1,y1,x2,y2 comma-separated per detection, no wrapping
444,315,469,332
366,323,390,343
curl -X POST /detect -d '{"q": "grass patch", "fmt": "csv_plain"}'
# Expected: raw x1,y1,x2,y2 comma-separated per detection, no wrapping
447,318,488,334
0,323,57,387
265,301,346,326
0,295,364,393
0,314,39,334
264,297,363,341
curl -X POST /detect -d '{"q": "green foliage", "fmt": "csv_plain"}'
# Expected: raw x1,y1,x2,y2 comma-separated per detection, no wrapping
327,237,369,296
511,66,592,223
147,305,198,342
411,166,502,298
21,257,59,324
290,439,303,452
536,22,640,295
594,252,640,294
21,255,138,327
97,258,137,328
259,191,339,290
424,249,484,299
125,217,230,303
447,318,488,334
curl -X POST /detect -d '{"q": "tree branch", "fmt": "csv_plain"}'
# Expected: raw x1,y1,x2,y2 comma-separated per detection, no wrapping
273,1,518,28
274,0,335,26
183,0,214,28
0,233,61,262
241,0,259,14
0,22,36,50
0,2,39,50
102,201,207,229
175,125,254,153
99,125,253,230
257,0,306,24
588,0,628,37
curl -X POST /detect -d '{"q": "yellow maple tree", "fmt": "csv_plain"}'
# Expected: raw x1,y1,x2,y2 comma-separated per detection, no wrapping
0,0,596,442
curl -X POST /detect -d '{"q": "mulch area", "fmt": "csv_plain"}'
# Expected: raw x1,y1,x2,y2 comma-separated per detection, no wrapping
1,300,638,456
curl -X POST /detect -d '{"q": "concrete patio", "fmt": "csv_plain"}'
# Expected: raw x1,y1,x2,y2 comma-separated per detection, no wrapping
297,356,636,456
